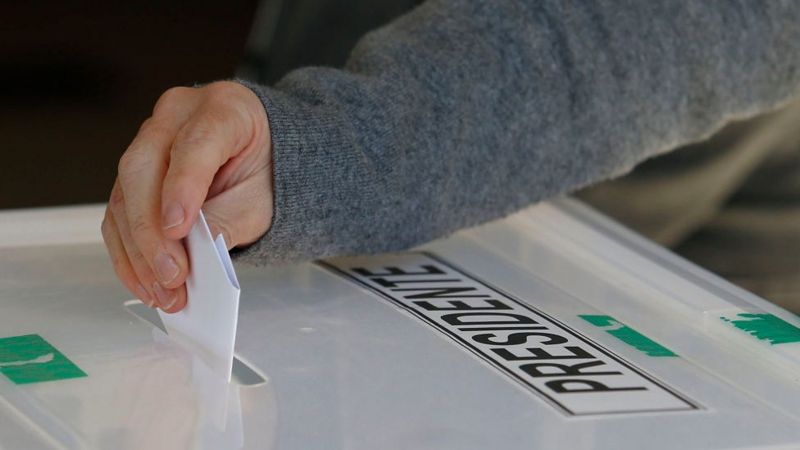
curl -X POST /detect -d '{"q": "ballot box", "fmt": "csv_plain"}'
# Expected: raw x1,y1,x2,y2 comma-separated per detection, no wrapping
1,199,799,450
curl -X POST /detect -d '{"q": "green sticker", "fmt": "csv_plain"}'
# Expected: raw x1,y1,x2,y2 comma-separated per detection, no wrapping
579,315,677,357
0,334,87,385
720,313,800,345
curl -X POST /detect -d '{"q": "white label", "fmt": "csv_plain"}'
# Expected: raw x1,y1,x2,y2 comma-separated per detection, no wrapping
321,252,698,416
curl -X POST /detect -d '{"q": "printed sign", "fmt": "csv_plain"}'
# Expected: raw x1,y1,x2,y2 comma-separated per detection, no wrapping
321,252,698,416
0,334,86,385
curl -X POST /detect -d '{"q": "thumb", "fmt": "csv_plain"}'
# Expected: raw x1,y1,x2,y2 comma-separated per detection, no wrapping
200,172,273,250
160,107,243,241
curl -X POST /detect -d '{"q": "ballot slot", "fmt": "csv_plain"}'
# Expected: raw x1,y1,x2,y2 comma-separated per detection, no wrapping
124,300,266,386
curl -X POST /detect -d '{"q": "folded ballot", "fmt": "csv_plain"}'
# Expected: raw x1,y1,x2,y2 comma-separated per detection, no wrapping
158,210,241,382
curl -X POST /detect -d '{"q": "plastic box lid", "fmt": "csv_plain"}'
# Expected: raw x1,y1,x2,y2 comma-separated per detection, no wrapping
0,199,798,450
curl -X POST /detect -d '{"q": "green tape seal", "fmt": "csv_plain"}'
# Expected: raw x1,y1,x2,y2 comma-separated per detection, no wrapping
579,315,677,357
720,313,800,345
0,334,87,385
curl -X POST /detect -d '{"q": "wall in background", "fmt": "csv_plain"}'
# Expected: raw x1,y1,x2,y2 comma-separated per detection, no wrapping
1,1,257,208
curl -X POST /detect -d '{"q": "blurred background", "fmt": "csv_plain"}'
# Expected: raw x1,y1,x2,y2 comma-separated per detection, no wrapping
1,1,257,209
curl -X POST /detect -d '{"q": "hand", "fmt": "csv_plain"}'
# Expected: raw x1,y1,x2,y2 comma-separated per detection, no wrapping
102,81,272,313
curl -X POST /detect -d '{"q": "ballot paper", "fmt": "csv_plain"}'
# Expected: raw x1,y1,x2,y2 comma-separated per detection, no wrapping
158,211,241,382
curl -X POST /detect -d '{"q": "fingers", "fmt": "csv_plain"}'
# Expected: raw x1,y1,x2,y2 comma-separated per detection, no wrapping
117,114,190,291
109,181,188,312
104,82,270,315
160,85,255,241
109,87,201,313
101,207,154,307
159,283,187,314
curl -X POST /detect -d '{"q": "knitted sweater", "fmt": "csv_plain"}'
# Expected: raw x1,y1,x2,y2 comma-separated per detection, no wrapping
237,0,800,265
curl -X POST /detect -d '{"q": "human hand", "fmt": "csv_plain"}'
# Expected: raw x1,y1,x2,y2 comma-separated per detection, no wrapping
102,81,272,313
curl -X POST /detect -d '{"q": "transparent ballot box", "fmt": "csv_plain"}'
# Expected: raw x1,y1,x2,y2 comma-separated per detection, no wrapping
0,199,799,449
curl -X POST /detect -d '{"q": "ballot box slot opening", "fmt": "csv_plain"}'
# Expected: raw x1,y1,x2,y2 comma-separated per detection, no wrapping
123,300,266,386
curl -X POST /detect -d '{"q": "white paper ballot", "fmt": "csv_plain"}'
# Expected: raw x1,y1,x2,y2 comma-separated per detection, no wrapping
158,210,241,382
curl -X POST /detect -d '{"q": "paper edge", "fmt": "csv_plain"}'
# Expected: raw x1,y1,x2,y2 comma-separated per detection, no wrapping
214,234,240,290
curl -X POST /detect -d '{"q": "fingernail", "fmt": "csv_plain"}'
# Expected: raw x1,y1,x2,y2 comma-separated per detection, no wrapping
163,295,179,311
152,282,177,310
162,202,185,230
154,250,180,284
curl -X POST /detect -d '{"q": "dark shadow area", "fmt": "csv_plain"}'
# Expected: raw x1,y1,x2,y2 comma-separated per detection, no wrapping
1,1,258,208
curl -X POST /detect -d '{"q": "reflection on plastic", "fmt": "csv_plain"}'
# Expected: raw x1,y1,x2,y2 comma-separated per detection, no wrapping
126,301,266,386
0,301,277,450
128,300,276,450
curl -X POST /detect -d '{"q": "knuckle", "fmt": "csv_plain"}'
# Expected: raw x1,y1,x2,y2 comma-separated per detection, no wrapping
100,217,111,240
154,86,190,115
208,89,250,126
109,186,124,208
117,151,151,183
125,246,152,279
204,82,239,103
138,117,172,139
129,219,158,249
128,249,149,270
164,166,197,192
130,217,154,237
177,116,221,148
137,117,153,133
116,151,135,175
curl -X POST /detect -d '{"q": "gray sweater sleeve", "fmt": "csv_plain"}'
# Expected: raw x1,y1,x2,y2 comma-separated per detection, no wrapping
237,0,800,265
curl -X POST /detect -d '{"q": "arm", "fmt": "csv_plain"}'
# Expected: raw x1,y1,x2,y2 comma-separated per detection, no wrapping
103,0,800,312
239,0,800,264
